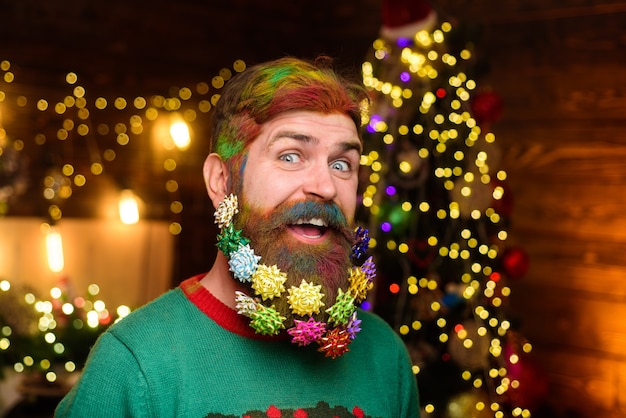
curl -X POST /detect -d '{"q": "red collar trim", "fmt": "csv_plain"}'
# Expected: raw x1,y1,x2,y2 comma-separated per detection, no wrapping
180,274,282,341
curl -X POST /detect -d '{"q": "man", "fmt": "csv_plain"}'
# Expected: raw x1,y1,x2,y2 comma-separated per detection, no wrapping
56,57,419,417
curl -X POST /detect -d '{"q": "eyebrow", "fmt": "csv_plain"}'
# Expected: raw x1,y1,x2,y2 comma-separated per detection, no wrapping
269,130,362,154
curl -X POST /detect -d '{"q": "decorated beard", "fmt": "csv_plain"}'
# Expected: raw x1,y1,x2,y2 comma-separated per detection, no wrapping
235,198,354,320
214,194,376,358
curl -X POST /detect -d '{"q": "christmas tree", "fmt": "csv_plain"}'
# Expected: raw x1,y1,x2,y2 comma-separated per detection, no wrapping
357,1,544,417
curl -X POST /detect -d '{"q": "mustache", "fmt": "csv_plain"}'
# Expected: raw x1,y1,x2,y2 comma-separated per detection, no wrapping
256,200,350,233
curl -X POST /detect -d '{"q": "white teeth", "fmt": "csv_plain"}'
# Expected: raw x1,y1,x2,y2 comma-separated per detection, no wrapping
294,218,327,227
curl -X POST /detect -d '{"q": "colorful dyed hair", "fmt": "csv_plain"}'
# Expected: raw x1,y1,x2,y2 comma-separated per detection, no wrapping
209,56,369,189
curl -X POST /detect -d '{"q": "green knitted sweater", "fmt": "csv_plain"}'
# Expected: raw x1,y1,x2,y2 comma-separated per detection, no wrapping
55,275,419,417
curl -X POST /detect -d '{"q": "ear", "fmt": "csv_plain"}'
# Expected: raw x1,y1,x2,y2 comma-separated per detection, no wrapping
203,153,230,209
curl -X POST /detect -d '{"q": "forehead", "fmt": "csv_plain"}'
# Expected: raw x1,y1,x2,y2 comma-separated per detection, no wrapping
252,111,361,152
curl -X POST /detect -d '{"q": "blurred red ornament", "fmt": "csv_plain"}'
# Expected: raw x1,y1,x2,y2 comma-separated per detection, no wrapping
471,91,503,124
381,0,432,29
407,238,437,268
504,335,549,410
501,247,529,279
99,311,112,325
490,272,502,282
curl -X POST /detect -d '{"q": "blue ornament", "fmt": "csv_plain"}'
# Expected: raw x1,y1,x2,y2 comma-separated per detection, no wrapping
228,244,260,282
351,227,370,260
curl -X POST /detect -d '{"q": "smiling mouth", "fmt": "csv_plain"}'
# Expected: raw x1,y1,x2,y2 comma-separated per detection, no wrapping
288,218,328,240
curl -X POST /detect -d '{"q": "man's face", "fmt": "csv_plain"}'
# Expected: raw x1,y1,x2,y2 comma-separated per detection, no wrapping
240,111,362,227
233,111,362,323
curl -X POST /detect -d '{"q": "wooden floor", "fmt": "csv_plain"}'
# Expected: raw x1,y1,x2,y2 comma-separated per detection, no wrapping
435,1,626,416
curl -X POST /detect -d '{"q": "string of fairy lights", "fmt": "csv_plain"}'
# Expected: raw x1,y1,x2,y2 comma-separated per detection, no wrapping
0,58,247,228
359,21,533,417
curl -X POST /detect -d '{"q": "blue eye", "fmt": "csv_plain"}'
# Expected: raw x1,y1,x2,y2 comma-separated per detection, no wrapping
330,160,350,172
279,153,301,163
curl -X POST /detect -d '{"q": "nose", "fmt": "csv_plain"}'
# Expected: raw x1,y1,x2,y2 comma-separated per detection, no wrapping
302,163,338,202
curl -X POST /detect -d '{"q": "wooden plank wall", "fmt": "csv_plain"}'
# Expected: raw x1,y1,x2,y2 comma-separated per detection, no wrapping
436,1,626,416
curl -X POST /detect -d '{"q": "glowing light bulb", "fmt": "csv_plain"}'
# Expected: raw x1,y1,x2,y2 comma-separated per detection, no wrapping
119,189,140,224
169,120,191,150
46,228,64,273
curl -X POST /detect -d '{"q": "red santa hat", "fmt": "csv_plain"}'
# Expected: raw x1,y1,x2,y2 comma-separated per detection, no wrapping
380,0,438,40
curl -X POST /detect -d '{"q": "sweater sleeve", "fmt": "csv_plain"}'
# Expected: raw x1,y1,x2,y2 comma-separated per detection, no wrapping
55,331,152,418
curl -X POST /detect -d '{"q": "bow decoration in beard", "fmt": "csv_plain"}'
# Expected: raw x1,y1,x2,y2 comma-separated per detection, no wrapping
214,194,376,359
